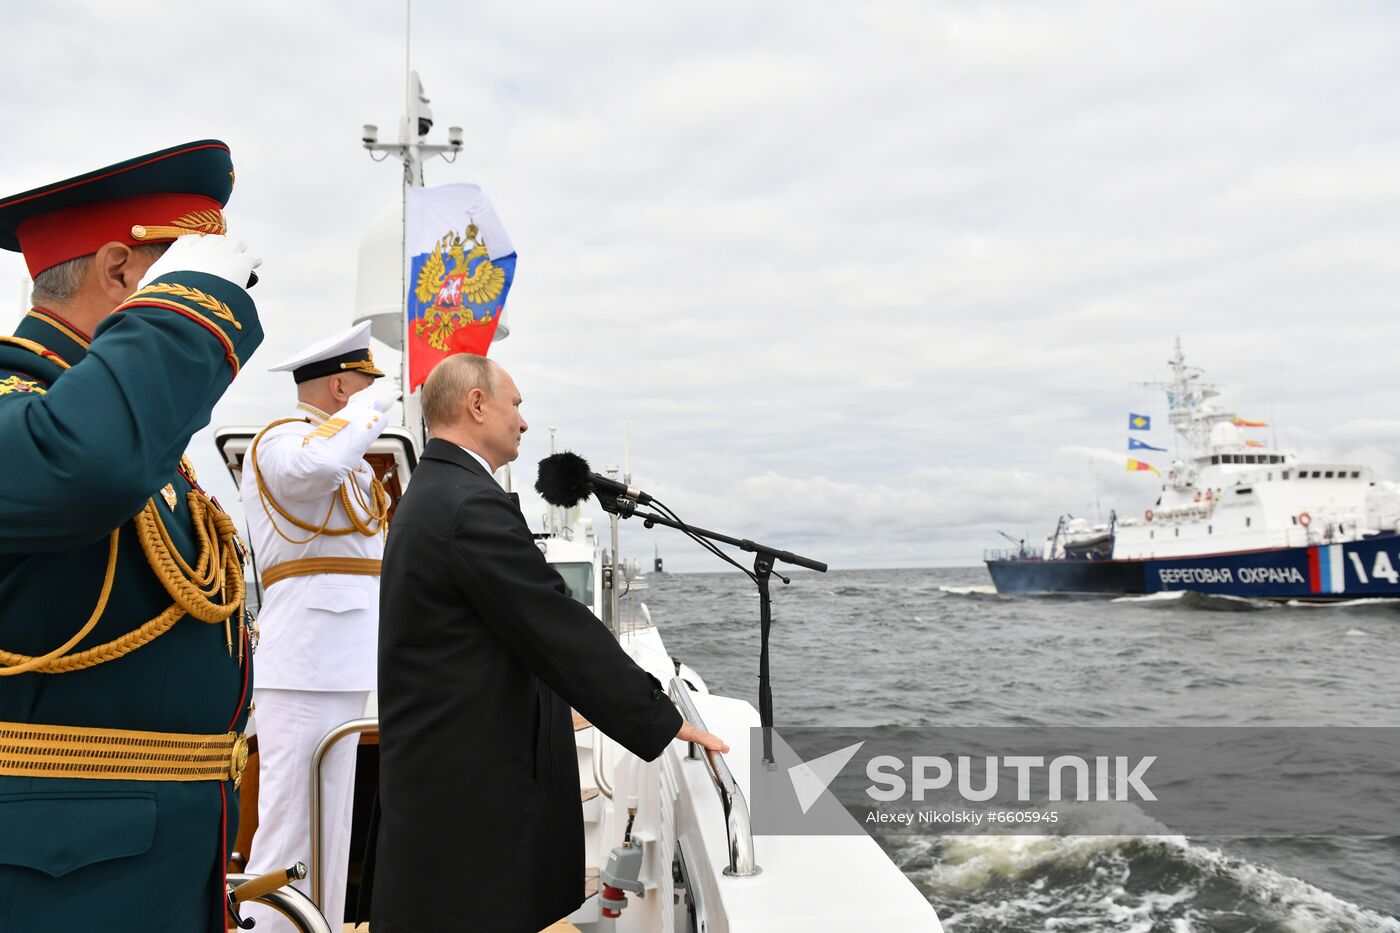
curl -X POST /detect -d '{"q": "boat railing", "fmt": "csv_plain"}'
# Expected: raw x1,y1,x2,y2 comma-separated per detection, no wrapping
309,717,379,910
227,868,335,933
984,547,1041,561
668,676,760,877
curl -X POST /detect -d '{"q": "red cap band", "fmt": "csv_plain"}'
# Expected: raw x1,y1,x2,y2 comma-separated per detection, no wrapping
16,193,224,278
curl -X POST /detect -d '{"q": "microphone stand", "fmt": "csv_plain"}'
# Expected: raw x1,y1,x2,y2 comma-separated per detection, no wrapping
599,496,827,766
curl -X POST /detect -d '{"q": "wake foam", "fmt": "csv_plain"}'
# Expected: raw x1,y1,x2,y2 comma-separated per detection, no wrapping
1113,590,1274,612
890,806,1400,931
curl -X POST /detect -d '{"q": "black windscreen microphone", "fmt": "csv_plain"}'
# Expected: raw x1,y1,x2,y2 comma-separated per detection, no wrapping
536,452,654,508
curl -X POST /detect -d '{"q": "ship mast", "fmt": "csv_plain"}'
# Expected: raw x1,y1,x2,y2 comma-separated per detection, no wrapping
359,8,464,443
1137,336,1236,463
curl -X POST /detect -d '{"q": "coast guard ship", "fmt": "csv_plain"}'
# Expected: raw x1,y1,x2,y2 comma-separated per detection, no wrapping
986,341,1400,600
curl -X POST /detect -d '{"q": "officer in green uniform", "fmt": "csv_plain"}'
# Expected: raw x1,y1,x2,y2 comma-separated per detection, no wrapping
0,141,264,932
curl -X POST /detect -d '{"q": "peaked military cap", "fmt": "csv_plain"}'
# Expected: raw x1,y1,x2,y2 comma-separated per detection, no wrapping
270,320,386,384
0,140,236,278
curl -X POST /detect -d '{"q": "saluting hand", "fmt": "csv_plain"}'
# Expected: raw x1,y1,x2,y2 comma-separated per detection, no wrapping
677,720,729,754
138,233,262,291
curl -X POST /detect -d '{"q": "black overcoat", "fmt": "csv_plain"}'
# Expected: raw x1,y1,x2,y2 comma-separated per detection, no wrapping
372,439,682,933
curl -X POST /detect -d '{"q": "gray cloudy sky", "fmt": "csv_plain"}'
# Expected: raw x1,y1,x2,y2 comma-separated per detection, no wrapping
3,1,1399,572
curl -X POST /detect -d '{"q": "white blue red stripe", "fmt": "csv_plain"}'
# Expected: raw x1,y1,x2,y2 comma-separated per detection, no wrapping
1312,545,1345,595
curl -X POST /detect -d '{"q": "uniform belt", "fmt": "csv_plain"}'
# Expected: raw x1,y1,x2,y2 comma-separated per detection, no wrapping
260,557,382,588
0,721,249,784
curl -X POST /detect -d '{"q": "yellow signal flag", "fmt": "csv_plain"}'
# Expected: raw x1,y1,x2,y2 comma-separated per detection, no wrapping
1127,458,1160,475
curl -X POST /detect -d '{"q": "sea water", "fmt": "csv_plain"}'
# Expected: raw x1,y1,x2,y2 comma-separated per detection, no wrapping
648,567,1400,932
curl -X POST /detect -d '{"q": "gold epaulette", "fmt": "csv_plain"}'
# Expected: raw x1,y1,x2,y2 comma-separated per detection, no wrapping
302,417,349,447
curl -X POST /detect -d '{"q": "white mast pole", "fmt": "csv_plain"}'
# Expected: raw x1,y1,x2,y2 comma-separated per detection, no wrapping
400,1,421,444
363,1,464,449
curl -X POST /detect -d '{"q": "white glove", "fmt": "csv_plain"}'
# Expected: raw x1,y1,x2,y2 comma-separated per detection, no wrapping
137,234,262,290
349,379,403,413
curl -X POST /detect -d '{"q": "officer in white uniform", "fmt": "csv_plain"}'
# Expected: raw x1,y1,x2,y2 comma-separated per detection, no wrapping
241,321,397,932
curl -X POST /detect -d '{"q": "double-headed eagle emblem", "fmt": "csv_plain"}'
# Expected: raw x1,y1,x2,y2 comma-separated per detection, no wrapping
0,375,46,397
413,223,506,352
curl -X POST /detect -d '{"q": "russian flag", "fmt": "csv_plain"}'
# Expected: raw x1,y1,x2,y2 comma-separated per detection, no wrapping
405,184,517,390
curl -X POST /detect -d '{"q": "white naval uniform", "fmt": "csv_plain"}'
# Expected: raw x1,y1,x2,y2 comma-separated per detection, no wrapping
240,401,389,932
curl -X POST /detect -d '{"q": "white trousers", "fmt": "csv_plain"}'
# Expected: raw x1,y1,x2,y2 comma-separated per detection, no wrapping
244,688,369,933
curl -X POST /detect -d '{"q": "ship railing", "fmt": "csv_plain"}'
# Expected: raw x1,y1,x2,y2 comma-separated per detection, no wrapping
309,717,379,910
983,547,1041,561
669,676,760,877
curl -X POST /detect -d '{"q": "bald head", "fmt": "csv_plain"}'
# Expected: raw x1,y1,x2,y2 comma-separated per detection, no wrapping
422,354,527,471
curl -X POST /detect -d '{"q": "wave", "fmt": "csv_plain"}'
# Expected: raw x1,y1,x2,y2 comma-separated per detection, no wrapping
890,808,1400,931
1112,590,1275,612
1284,597,1400,610
937,585,1004,599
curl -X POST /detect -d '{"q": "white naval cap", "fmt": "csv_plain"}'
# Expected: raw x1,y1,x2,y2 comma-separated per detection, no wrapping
269,321,386,384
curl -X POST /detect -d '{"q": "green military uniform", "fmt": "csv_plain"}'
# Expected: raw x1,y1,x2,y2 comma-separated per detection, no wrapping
0,141,262,932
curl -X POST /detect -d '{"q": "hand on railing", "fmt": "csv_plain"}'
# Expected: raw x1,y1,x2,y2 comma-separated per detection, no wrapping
677,720,729,754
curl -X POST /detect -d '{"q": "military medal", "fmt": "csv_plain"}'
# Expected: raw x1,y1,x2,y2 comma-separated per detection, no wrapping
160,483,178,510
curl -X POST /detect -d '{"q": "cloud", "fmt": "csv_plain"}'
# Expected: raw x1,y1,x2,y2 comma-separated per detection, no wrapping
4,1,1399,573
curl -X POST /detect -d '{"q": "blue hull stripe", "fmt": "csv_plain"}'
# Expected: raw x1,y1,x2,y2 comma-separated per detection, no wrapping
986,532,1400,599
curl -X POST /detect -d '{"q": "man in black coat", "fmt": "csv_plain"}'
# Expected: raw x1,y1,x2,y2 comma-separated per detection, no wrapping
374,353,726,933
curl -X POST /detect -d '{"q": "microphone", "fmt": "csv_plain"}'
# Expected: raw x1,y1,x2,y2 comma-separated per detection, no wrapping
536,452,654,508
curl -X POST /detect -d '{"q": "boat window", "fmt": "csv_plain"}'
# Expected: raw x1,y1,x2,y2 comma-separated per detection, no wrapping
553,562,596,608
1246,517,1252,527
1208,525,1212,534
1150,531,1154,539
1325,471,1334,479
1211,455,1219,465
1282,471,1290,480
1174,528,1179,537
1352,471,1361,478
1267,473,1272,481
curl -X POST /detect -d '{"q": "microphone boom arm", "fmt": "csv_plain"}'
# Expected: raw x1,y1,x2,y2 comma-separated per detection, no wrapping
602,497,826,765
603,498,828,573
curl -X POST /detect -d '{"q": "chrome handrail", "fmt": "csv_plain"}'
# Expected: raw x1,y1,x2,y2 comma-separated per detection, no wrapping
309,717,379,910
592,727,615,800
668,677,760,877
227,871,335,933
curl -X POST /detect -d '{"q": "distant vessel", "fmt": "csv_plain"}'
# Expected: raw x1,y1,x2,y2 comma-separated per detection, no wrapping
986,341,1400,600
653,544,664,573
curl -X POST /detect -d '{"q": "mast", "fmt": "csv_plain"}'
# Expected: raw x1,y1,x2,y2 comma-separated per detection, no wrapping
360,50,464,445
1136,337,1236,461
